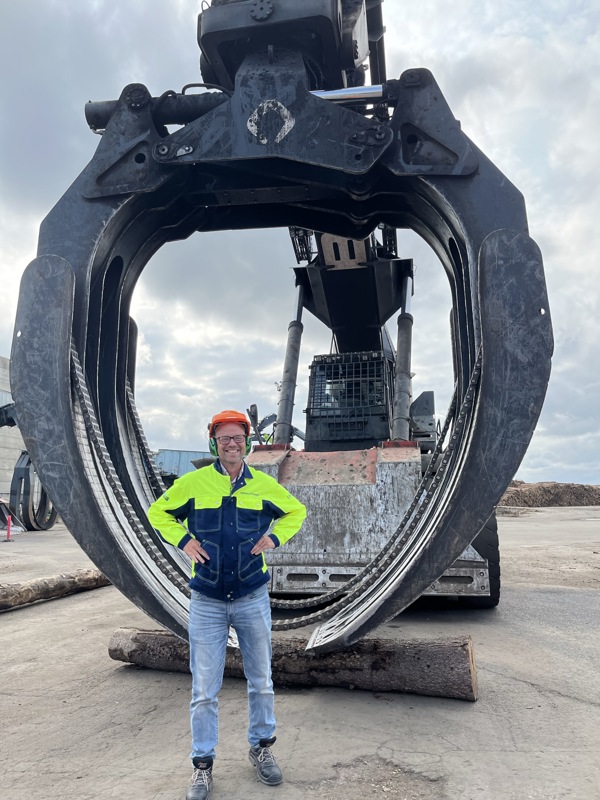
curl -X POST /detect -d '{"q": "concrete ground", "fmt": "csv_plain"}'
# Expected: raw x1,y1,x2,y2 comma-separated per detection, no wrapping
1,507,599,800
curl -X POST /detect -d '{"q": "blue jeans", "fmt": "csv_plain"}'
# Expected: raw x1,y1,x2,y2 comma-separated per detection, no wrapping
188,584,275,761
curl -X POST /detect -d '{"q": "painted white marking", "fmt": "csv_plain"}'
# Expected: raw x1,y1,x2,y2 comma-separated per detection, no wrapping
247,100,295,145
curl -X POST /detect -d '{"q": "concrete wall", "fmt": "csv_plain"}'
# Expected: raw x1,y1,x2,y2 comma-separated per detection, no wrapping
0,356,26,500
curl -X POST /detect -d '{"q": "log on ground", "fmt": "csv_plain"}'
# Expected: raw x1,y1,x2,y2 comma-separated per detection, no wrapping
0,569,111,611
108,627,478,701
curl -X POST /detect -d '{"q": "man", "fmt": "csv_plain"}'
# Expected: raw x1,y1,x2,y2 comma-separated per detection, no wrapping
148,409,306,800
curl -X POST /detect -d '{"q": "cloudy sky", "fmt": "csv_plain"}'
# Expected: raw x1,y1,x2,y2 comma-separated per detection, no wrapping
1,0,599,484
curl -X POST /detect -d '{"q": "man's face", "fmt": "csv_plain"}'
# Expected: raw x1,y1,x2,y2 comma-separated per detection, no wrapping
214,422,247,471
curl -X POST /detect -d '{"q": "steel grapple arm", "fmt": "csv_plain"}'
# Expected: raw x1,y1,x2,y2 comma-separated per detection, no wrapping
10,1,552,650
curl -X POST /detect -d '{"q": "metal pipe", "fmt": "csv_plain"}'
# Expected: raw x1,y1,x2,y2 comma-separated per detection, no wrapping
85,91,230,131
274,287,304,445
85,85,387,131
391,275,414,441
312,85,384,103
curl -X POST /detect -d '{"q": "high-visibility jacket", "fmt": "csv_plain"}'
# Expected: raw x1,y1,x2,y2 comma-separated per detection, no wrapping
147,460,306,601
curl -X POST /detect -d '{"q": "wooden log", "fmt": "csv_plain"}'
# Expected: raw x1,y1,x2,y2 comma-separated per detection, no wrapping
108,627,478,701
0,569,111,610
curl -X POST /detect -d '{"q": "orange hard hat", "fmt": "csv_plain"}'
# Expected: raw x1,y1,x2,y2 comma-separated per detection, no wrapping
208,409,251,438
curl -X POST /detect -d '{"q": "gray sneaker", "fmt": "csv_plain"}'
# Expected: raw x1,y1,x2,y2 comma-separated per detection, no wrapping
248,737,283,785
186,759,213,800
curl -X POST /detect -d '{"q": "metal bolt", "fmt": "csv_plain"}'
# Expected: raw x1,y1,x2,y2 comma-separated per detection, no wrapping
403,70,421,87
157,144,169,156
126,85,149,110
250,0,274,21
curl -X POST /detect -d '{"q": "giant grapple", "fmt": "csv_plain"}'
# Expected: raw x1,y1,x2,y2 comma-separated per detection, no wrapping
10,0,552,652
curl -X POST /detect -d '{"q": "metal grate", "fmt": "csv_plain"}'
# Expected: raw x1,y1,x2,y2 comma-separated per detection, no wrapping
288,227,316,264
305,351,392,444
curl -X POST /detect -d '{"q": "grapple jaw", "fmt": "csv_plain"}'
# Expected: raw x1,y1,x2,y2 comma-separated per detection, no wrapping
306,229,552,651
11,37,552,648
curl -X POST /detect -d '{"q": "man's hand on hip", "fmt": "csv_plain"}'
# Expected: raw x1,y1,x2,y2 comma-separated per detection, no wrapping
183,539,210,563
251,535,275,555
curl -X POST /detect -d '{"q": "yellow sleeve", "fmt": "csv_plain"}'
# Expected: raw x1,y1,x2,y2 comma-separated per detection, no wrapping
262,477,307,547
147,474,195,550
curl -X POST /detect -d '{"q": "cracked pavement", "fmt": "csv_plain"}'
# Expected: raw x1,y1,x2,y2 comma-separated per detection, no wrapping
1,507,599,799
